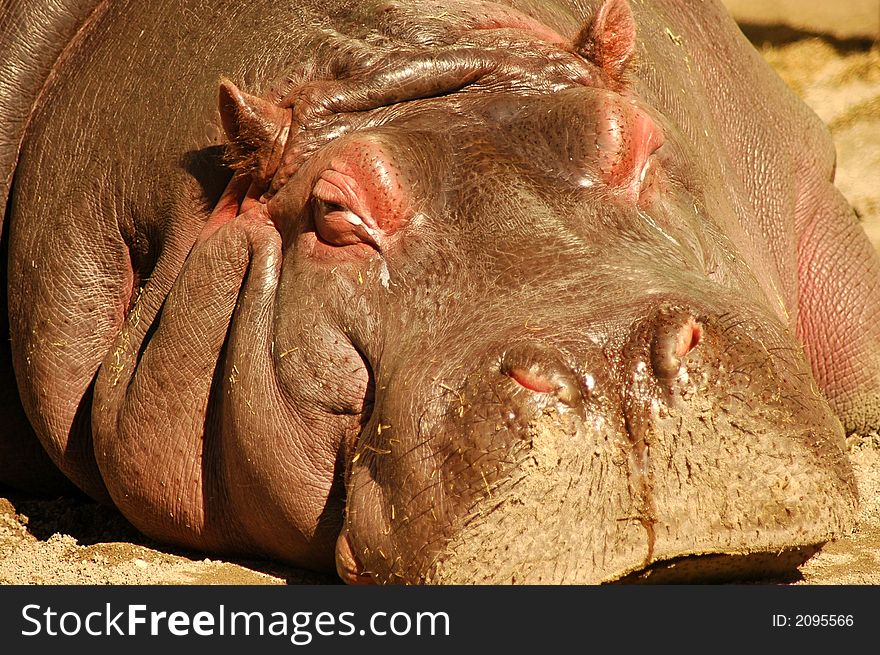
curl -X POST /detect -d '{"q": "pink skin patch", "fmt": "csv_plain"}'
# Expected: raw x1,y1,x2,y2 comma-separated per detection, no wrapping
675,319,702,358
196,175,249,245
651,316,703,382
505,364,581,407
469,3,569,46
507,367,557,394
196,175,272,245
411,0,571,46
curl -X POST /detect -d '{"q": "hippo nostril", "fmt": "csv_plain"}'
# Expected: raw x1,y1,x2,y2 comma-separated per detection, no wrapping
507,367,556,394
500,346,582,407
675,318,702,358
651,315,702,381
506,366,581,406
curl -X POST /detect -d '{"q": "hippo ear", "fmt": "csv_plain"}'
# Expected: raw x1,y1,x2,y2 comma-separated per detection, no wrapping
218,79,289,182
576,0,637,78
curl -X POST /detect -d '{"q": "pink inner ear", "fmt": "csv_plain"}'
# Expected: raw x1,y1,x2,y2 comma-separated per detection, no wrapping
585,0,637,76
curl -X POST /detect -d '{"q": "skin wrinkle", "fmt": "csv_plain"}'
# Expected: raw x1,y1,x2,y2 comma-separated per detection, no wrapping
219,219,348,563
111,221,252,545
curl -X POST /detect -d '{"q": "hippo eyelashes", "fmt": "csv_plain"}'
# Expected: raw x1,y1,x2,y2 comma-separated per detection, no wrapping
303,144,412,252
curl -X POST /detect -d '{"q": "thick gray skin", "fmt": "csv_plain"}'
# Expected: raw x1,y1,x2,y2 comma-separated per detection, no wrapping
1,0,877,582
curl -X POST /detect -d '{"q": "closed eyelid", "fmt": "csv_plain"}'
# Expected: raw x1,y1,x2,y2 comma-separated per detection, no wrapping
312,199,383,249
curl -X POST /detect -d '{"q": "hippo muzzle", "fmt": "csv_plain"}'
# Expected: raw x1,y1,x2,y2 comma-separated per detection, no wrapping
336,286,856,583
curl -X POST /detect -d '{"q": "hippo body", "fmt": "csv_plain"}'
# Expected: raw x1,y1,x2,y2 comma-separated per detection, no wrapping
1,0,878,583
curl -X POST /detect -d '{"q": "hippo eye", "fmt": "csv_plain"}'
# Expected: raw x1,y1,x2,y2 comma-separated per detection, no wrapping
311,176,382,250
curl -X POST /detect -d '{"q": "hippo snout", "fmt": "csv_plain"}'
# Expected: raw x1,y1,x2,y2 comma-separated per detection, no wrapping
340,301,857,584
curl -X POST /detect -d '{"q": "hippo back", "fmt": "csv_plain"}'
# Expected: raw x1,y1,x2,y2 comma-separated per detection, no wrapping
0,0,108,226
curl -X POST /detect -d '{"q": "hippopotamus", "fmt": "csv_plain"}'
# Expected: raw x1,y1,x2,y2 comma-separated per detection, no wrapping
1,0,877,584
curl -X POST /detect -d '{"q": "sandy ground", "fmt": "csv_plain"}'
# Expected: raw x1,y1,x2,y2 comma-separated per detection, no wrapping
1,21,879,586
723,0,879,41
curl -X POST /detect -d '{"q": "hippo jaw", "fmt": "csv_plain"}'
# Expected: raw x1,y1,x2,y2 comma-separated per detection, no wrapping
423,412,855,585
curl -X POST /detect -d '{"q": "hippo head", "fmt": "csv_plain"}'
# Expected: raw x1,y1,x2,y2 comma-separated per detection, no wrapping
204,0,857,583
